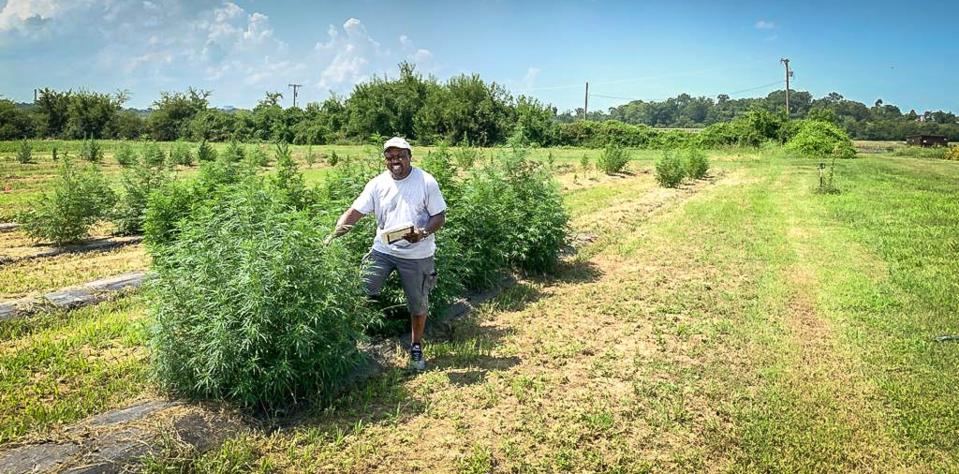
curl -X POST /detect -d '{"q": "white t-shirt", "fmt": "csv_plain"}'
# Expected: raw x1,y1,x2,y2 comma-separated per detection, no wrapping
351,167,447,259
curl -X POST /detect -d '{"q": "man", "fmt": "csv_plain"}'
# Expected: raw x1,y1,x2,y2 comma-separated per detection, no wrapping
325,136,447,371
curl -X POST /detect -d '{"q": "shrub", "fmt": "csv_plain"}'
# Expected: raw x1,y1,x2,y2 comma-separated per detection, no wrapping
946,146,959,161
655,150,686,188
144,179,195,248
148,182,375,410
778,119,804,144
197,139,217,162
145,158,254,249
304,145,317,168
696,122,739,148
682,148,709,180
697,109,784,148
170,142,194,166
115,143,138,167
18,158,116,245
785,120,856,159
453,146,480,169
596,146,630,174
892,146,948,160
143,143,167,167
271,142,311,209
80,138,103,163
556,120,657,147
146,144,572,410
651,130,695,150
113,161,171,235
446,164,517,288
500,154,568,273
16,139,33,164
419,145,457,191
316,155,379,208
194,156,255,194
249,145,269,167
579,153,590,171
223,140,246,163
328,150,340,166
445,152,568,286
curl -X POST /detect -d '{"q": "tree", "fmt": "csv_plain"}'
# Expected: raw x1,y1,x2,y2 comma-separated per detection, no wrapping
111,110,147,139
189,108,238,142
0,99,37,139
252,91,289,142
149,88,210,141
344,63,431,140
64,90,128,139
807,107,838,125
35,88,71,137
415,73,513,146
513,95,557,146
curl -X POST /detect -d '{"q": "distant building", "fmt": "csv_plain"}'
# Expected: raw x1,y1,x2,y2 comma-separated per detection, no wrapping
906,135,948,147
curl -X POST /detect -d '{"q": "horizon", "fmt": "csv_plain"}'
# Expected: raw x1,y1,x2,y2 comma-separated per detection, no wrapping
2,0,957,114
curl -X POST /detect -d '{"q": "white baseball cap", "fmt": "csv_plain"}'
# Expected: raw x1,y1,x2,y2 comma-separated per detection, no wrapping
383,136,412,153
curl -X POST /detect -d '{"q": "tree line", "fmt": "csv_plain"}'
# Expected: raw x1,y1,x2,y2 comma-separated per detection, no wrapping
574,90,959,141
1,63,956,144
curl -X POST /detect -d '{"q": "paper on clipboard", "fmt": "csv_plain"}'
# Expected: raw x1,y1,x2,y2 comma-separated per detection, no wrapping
381,223,414,245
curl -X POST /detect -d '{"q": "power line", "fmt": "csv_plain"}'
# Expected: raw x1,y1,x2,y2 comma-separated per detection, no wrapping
524,66,732,92
726,80,784,97
586,79,785,105
590,93,643,101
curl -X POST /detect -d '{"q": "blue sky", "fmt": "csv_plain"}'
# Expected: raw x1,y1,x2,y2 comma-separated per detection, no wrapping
2,0,957,113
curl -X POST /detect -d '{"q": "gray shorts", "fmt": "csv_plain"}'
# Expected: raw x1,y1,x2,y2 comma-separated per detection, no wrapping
362,249,437,315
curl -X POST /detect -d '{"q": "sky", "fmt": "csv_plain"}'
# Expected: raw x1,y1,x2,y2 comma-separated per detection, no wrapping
1,0,957,113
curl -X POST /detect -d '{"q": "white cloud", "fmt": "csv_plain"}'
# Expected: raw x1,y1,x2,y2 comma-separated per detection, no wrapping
755,20,776,30
0,0,107,37
396,32,435,71
0,3,437,107
0,0,64,32
522,67,541,91
313,18,390,89
413,49,432,62
343,17,362,34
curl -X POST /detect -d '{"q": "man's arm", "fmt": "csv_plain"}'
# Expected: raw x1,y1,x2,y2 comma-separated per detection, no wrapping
404,211,445,243
324,208,365,244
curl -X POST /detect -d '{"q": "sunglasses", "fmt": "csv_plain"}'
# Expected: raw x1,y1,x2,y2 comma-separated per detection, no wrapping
383,152,410,161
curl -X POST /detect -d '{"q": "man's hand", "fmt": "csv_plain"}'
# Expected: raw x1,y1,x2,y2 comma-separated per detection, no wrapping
326,208,364,246
403,228,430,243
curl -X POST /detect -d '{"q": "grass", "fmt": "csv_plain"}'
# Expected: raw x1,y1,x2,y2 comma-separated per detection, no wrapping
0,145,957,471
0,295,151,444
0,242,148,299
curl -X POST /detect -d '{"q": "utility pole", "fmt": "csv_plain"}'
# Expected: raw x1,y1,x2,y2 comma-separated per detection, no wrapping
34,89,38,103
288,83,302,108
780,58,792,117
584,81,589,120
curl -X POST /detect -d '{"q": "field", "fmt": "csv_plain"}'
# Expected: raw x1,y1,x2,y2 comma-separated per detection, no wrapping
1,142,958,471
